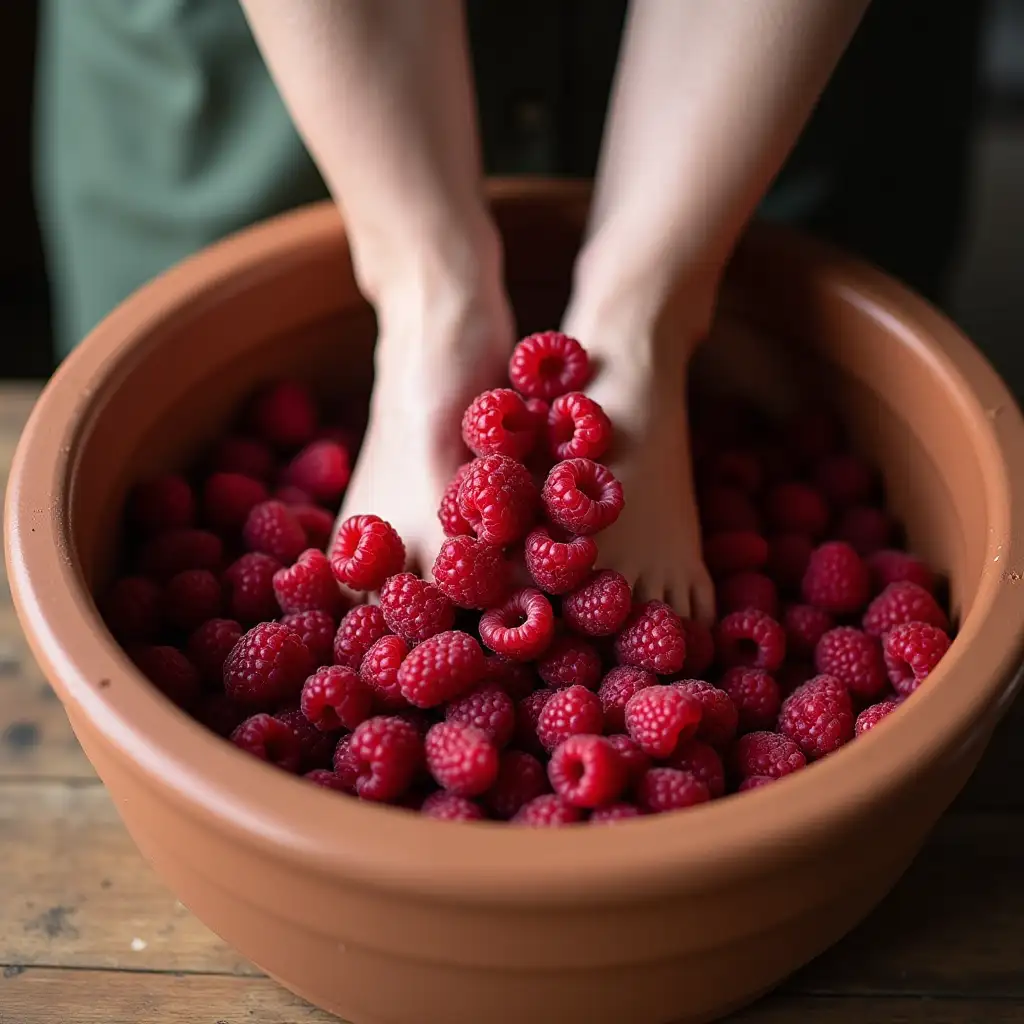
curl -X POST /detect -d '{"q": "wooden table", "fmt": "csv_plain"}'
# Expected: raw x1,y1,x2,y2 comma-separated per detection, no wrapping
1,381,1023,1024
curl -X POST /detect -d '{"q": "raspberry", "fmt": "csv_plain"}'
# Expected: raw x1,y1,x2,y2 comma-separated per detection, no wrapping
680,619,716,677
836,505,893,556
223,622,314,708
209,435,276,482
862,581,949,638
271,549,343,617
716,608,786,671
101,576,162,643
130,645,201,709
512,794,584,826
778,674,854,759
614,600,687,675
432,535,510,609
485,749,550,819
461,388,538,461
508,331,590,400
815,453,877,508
300,665,372,731
548,734,627,808
703,531,769,578
855,699,902,735
139,528,223,582
764,482,829,538
699,485,759,532
359,634,410,711
446,684,515,748
248,380,317,449
730,731,806,779
292,505,335,550
598,667,657,733
524,525,598,595
718,571,779,617
701,448,762,494
275,485,313,506
223,552,283,623
815,626,886,700
397,630,486,708
348,716,423,801
195,692,248,738
334,605,390,670
420,791,486,822
637,768,710,814
424,721,499,796
720,667,781,733
481,657,539,700
438,462,475,537
563,570,632,636
242,500,307,564
513,688,556,752
624,686,701,758
282,440,350,503
672,680,738,747
187,617,243,685
202,472,268,533
783,603,835,660
536,684,604,752
546,392,612,461
541,458,623,536
883,622,951,697
537,635,602,690
589,803,642,823
276,708,338,772
279,609,336,667
330,514,406,591
455,454,538,546
865,549,936,595
666,739,725,798
738,775,775,792
605,733,651,788
305,769,354,793
128,473,196,535
230,713,303,772
332,733,361,789
378,573,455,643
479,588,555,660
801,541,870,615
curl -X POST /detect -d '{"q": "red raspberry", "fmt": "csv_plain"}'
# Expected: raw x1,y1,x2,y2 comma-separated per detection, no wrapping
720,667,781,733
814,453,877,508
513,688,556,752
397,630,486,708
764,482,829,538
242,500,307,564
546,392,612,461
272,549,344,617
615,600,687,675
221,552,281,623
330,514,406,592
460,388,538,461
701,448,762,494
862,581,950,638
248,380,317,449
275,485,313,506
276,708,338,772
715,608,786,671
437,462,474,537
718,571,779,617
348,716,423,801
333,604,390,670
866,549,936,595
672,680,737,747
536,684,604,752
537,635,602,690
202,472,268,533
637,768,710,814
703,531,769,578
766,533,815,593
279,609,336,667
605,733,651,788
101,576,162,643
680,619,716,677
379,573,454,643
128,473,196,535
855,698,902,735
481,657,539,700
300,665,373,731
512,794,584,826
783,603,835,659
332,733,361,789
598,666,657,733
432,535,510,609
291,505,335,550
223,622,314,708
883,622,951,697
187,618,243,685
139,528,223,582
699,485,759,532
446,684,515,748
130,645,201,709
420,791,486,822
590,802,642,823
836,505,893,556
815,626,886,700
425,721,499,797
801,541,870,615
730,731,806,779
563,570,632,637
738,775,776,792
210,435,276,482
624,685,700,757
548,734,627,808
665,739,725,798
479,588,555,660
359,634,410,711
305,769,354,793
195,692,249,738
282,440,350,503
778,674,854,759
456,454,538,546
509,331,590,400
230,713,303,772
524,525,598,595
541,458,623,536
485,749,550,819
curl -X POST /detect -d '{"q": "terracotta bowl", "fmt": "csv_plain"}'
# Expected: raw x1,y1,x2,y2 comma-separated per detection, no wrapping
7,181,1024,1024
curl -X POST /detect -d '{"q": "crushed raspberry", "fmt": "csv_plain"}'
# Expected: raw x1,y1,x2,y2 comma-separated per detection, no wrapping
446,684,515,748
738,775,776,792
456,454,538,546
485,749,550,819
279,609,336,667
479,588,555,661
730,731,806,779
512,794,584,826
717,571,779,618
359,634,410,711
866,549,936,595
536,685,604,752
513,688,556,752
425,721,499,796
128,473,196,536
333,604,390,670
548,734,627,808
523,525,598,595
815,626,886,700
210,435,276,482
275,708,338,772
140,528,224,582
300,665,372,731
563,570,632,636
397,630,486,708
546,392,613,461
541,458,624,536
614,600,688,675
855,699,902,735
720,667,781,733
801,541,870,615
624,686,701,758
680,619,716,677
187,617,243,685
460,388,538,461
202,472,268,533
248,380,317,449
432,535,510,609
379,572,455,643
778,674,854,759
599,666,657,733
605,733,651,789
703,530,769,578
836,505,893,556
883,622,951,696
783,603,835,660
222,621,314,709
101,576,162,643
481,657,539,700
222,552,283,623
764,482,830,538
862,581,950,638
291,505,334,550
666,739,725,798
130,645,201,709
699,485,759,533
305,769,354,793
637,768,710,814
272,549,344,617
330,514,406,592
420,791,486,822
242,500,307,565
348,716,423,801
766,533,815,593
282,440,350,503
815,453,877,508
508,331,590,400
716,608,786,672
673,680,738,748
589,802,642,823
537,635,602,690
194,692,248,738
231,713,303,772
437,462,475,537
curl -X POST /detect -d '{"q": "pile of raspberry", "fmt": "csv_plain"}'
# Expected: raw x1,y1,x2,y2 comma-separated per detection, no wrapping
103,331,954,827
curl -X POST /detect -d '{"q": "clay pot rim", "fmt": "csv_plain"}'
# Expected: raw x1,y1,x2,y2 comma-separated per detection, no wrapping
7,182,1024,907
